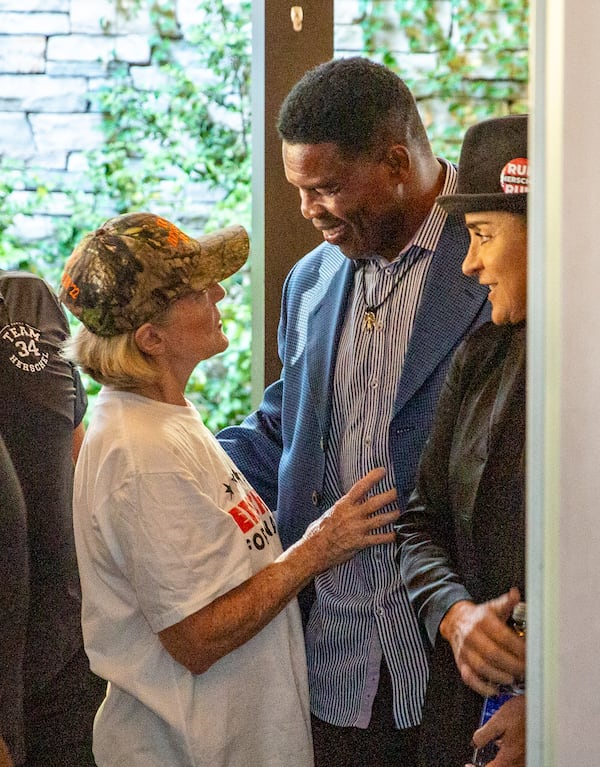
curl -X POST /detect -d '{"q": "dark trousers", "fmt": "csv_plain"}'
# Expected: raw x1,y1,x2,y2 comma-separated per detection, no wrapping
312,661,420,767
23,647,106,767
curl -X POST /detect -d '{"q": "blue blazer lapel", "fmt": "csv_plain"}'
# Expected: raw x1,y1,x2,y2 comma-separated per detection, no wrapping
396,219,488,413
305,252,354,433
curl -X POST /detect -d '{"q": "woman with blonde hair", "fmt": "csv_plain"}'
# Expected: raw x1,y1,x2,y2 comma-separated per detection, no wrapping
61,212,400,767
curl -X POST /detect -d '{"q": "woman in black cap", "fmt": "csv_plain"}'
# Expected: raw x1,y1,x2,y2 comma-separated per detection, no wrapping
396,114,528,767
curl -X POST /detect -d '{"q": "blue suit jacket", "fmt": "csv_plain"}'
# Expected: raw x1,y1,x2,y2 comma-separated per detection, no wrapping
219,214,491,550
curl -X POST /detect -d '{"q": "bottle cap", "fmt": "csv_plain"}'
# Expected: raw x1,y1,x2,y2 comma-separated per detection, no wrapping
512,601,526,624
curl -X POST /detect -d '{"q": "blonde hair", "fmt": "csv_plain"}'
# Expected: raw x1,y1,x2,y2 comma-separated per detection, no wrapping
63,324,160,390
62,294,179,389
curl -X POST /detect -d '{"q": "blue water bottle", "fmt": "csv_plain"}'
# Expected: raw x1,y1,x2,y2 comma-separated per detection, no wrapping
471,602,526,766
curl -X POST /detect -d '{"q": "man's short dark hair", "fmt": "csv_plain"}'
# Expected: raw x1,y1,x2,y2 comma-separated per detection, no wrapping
277,56,430,156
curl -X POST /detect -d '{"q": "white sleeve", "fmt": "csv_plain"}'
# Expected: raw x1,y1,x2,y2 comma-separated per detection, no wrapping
109,470,254,634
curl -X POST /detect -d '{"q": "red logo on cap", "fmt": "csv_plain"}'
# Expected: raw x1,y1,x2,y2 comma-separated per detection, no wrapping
155,215,191,246
500,158,529,194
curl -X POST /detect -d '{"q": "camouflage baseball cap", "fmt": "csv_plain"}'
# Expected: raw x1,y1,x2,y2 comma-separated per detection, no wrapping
59,212,249,337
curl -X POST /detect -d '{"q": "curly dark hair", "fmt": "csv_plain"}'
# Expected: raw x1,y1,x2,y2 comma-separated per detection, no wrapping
277,57,430,157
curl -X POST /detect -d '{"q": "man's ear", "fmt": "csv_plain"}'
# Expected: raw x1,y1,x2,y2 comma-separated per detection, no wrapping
385,144,410,179
134,322,165,358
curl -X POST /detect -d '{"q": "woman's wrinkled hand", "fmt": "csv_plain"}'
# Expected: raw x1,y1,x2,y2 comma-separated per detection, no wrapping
302,467,400,572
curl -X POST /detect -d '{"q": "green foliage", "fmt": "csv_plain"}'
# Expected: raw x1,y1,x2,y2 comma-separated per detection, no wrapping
0,169,39,272
91,0,252,429
87,4,251,222
83,1,254,430
0,166,100,285
356,0,529,161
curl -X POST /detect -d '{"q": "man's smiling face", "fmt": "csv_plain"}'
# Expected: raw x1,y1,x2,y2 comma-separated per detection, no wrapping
282,141,408,262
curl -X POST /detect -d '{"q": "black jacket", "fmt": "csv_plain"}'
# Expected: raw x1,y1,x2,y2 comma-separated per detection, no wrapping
396,321,526,767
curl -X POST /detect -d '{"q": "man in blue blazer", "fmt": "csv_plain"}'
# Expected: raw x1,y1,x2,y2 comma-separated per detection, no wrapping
219,57,490,766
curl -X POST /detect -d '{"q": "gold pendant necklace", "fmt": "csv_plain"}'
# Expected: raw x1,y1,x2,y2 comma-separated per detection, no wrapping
361,253,419,331
363,308,378,331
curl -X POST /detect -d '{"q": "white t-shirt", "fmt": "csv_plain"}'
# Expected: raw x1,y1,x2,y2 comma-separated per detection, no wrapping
73,388,312,767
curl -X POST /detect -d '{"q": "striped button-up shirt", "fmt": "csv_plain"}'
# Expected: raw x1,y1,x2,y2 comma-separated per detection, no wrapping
306,160,457,729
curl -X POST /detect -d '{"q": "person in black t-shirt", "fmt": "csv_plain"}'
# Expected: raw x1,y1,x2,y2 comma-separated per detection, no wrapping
0,270,105,767
0,434,28,767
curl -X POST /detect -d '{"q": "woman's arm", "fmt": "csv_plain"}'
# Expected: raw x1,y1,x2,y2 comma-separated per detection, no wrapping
159,467,400,673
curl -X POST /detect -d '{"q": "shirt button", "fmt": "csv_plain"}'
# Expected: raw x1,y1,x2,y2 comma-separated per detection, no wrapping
311,490,321,506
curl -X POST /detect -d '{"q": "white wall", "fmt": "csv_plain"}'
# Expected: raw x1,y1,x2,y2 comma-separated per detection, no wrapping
529,0,600,763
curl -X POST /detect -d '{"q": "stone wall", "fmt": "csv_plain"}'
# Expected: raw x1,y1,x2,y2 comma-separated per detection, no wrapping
335,0,437,72
0,0,211,241
334,1,528,144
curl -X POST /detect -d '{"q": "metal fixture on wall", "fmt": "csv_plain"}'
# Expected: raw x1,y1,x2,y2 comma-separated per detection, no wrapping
291,6,303,31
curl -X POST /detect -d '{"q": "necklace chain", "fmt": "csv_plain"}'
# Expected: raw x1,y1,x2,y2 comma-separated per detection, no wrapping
361,251,419,331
